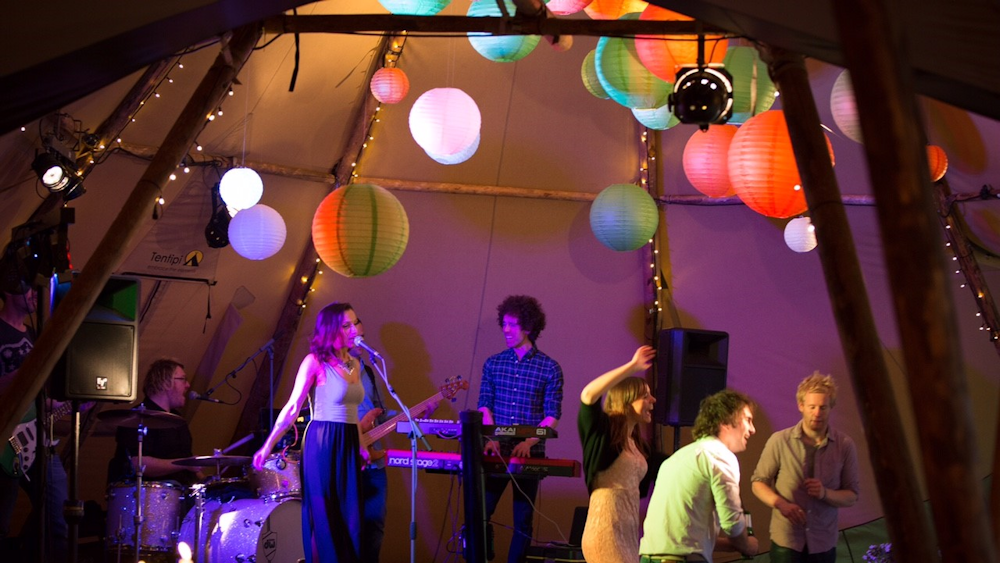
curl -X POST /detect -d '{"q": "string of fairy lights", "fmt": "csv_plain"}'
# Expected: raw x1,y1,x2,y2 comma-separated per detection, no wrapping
639,127,665,341
349,32,408,182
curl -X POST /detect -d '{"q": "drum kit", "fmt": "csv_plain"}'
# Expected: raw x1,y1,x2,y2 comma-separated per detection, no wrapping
99,407,304,563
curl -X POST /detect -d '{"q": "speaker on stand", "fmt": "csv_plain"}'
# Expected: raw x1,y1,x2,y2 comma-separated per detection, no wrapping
652,328,729,452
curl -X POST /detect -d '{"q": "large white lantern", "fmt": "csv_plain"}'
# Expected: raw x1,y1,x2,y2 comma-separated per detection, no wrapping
228,204,287,260
219,167,264,211
409,88,481,161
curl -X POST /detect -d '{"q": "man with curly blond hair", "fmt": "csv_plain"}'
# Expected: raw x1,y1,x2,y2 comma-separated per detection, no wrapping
752,372,860,563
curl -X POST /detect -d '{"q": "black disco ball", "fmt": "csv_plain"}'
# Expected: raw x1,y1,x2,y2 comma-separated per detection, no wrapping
669,66,734,131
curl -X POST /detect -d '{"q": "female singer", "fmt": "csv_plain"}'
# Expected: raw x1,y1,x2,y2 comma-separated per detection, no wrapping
253,302,373,563
577,345,657,563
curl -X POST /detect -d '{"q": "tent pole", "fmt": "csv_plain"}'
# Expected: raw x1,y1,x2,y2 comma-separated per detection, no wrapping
828,0,997,558
0,24,262,442
763,44,938,562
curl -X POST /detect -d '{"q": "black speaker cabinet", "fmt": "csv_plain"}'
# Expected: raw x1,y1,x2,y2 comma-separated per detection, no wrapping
50,275,139,402
653,328,729,427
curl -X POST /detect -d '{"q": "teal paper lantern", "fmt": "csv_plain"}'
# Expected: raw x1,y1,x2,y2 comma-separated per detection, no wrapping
581,50,610,100
595,16,672,110
631,105,680,130
312,184,410,277
722,46,778,125
467,0,540,62
377,0,450,15
589,183,660,251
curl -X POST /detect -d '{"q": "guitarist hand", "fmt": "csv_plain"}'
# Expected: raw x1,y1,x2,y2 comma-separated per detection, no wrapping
422,401,440,418
360,408,383,433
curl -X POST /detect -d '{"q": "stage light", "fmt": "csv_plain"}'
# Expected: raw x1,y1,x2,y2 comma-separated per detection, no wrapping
669,65,734,131
31,149,86,201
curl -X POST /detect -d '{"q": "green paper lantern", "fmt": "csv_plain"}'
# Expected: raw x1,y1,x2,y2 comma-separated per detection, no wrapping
723,46,778,125
312,184,410,277
377,0,450,15
582,50,610,100
631,105,680,130
467,0,540,62
589,183,659,251
595,14,672,110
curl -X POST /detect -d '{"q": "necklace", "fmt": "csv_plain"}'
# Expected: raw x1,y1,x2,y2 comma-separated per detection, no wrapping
333,356,356,374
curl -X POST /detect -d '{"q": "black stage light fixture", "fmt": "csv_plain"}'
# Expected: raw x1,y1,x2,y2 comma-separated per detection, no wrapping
31,149,86,200
669,65,734,131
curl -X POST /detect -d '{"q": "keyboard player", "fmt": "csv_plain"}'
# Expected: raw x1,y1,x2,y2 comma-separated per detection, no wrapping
477,295,563,563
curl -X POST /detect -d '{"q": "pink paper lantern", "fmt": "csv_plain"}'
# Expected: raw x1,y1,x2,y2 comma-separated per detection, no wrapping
683,125,738,198
830,70,863,143
408,88,481,159
547,0,591,15
370,67,410,104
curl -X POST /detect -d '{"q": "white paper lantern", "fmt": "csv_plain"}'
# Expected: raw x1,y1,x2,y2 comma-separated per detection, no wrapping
784,216,817,253
830,70,863,143
219,167,264,211
409,88,481,159
426,134,480,165
229,204,287,260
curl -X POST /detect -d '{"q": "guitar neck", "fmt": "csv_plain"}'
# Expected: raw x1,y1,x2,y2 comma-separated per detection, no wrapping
364,392,443,446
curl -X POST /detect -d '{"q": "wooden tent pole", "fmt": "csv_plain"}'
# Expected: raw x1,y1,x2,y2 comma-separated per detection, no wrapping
0,24,262,442
763,45,937,561
830,0,997,558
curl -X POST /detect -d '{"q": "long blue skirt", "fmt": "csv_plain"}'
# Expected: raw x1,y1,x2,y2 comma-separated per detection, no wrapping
301,420,362,563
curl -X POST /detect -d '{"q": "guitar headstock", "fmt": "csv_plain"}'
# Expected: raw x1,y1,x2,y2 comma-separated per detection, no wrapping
439,376,470,401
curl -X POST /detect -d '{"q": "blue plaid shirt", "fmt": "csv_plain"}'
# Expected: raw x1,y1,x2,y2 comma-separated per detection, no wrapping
478,347,563,457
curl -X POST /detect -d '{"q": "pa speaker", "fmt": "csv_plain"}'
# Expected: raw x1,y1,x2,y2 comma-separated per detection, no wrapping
50,275,139,402
653,328,729,427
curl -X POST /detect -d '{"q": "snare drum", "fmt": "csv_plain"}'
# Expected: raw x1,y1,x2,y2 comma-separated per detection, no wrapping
178,498,304,563
106,481,184,552
249,451,302,500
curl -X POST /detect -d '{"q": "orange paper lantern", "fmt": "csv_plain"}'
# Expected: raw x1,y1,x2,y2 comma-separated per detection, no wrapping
370,67,410,104
312,184,410,277
927,145,948,182
635,5,727,82
683,125,738,198
584,0,646,20
728,110,835,219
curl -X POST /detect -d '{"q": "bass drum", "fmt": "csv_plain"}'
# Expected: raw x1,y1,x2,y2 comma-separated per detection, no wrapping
178,498,303,563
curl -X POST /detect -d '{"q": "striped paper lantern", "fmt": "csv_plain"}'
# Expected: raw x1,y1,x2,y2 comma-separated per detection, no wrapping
590,184,660,251
723,46,777,124
582,49,610,100
547,0,591,15
728,110,835,219
631,106,680,130
927,145,949,182
377,0,450,15
595,18,672,110
683,125,738,197
312,184,410,277
784,216,817,253
370,67,410,104
467,0,540,62
584,0,646,20
409,88,481,160
635,5,727,82
229,204,287,260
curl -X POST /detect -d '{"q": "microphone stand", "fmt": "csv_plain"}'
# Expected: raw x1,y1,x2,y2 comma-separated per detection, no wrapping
366,352,430,563
204,335,279,424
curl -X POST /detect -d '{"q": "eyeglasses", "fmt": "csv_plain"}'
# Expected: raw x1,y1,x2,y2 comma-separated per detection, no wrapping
173,377,188,382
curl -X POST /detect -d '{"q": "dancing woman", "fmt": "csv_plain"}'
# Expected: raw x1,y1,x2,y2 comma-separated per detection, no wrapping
577,345,657,563
253,302,372,563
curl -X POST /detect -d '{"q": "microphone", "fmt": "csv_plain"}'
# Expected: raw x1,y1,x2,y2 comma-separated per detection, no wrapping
188,390,222,404
353,336,383,359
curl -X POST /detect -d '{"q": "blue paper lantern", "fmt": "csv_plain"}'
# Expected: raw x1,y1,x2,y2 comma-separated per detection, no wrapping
467,0,540,62
589,184,660,251
377,0,450,15
228,204,286,260
631,106,680,130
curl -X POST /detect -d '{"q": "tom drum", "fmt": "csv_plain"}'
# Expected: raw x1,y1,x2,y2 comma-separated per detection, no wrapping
106,480,184,553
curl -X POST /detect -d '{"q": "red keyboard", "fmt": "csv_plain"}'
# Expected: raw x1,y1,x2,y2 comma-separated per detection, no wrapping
384,449,581,478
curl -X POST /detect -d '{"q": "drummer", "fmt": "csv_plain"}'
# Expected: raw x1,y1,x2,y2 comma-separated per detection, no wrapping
107,359,203,487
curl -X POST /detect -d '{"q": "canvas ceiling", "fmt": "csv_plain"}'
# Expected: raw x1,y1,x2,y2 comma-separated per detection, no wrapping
2,1,1000,561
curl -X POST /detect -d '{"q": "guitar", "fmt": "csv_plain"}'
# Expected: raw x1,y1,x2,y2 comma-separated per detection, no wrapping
362,377,469,450
1,401,74,478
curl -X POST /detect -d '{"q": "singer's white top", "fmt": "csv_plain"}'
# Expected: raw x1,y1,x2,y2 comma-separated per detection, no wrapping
312,362,364,424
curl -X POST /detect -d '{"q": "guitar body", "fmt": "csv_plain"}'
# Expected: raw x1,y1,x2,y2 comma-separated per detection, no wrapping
1,404,38,478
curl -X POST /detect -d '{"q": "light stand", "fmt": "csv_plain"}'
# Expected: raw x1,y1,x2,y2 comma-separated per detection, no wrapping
364,351,430,563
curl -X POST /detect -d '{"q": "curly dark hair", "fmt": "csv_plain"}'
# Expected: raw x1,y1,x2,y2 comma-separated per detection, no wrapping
692,389,755,440
496,295,546,342
311,302,354,364
143,358,185,397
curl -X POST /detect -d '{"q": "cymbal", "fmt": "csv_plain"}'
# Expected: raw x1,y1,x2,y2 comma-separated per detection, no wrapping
174,454,251,468
97,407,185,429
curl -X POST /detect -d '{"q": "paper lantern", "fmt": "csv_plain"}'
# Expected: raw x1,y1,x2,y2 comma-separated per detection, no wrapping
409,88,481,160
581,50,610,100
228,204,286,260
312,184,410,277
784,217,817,253
723,46,778,124
370,67,410,104
584,0,646,20
728,110,835,219
427,134,480,165
927,145,949,182
830,70,863,143
219,167,263,211
683,125,738,198
635,5,727,82
468,0,540,62
377,0,450,15
590,184,660,251
547,0,591,15
631,106,680,130
595,21,672,110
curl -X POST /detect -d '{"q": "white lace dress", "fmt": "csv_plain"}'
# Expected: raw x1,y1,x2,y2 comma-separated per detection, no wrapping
581,438,648,563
